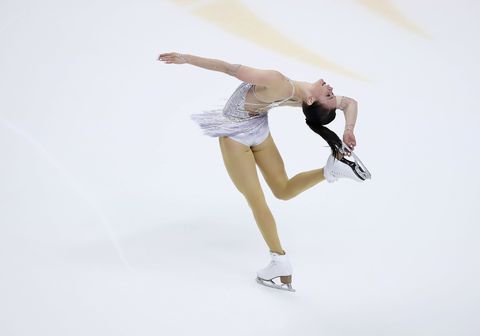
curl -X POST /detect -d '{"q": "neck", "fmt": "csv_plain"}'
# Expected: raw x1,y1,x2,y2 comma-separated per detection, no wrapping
291,80,312,103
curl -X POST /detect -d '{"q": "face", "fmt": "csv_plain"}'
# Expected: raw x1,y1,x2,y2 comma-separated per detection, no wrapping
309,79,336,109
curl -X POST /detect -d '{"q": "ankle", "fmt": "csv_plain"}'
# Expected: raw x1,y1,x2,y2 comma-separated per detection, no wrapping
270,249,286,255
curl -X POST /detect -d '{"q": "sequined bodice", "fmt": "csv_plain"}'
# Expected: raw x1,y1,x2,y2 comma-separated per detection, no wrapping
222,83,261,122
222,79,295,122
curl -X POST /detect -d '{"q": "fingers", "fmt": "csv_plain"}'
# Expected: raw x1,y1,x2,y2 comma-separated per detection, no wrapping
157,52,176,61
158,52,185,64
158,57,174,64
344,143,355,155
158,54,170,61
347,144,353,156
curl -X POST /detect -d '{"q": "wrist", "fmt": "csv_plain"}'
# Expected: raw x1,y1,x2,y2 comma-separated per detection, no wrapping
344,126,355,133
180,53,190,63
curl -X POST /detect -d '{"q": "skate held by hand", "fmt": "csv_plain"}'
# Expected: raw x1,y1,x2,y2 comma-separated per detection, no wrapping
343,130,356,153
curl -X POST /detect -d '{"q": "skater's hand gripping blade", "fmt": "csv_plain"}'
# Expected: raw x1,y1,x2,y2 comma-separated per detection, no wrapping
256,277,296,292
337,141,372,180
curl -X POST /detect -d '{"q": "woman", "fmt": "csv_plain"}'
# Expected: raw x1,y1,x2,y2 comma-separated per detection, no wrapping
158,52,368,292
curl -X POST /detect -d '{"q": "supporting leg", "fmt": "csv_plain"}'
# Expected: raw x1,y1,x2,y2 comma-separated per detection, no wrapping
219,136,284,254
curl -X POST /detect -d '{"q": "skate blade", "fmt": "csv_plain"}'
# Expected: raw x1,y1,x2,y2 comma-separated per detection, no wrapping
338,142,371,180
350,151,371,180
256,277,296,292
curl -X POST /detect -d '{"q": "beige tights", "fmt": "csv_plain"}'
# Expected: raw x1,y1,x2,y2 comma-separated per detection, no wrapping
218,133,325,255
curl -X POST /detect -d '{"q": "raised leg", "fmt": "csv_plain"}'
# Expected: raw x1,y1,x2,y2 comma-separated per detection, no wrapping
251,133,326,201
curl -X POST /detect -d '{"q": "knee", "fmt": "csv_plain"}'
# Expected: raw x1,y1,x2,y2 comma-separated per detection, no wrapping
273,189,291,201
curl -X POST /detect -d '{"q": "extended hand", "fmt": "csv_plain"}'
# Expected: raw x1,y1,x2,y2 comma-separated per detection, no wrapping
158,52,188,64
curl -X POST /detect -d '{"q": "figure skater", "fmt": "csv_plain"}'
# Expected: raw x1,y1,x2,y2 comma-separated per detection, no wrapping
157,52,370,292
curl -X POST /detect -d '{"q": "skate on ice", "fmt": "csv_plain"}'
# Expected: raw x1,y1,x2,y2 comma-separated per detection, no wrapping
255,251,296,292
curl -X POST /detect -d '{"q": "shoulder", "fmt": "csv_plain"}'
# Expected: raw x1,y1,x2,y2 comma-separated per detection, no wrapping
233,64,285,87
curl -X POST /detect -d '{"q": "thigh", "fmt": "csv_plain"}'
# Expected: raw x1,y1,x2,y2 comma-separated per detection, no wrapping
218,136,266,206
251,133,288,197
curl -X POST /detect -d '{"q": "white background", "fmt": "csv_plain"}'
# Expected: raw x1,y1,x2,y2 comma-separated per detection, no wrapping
1,0,479,335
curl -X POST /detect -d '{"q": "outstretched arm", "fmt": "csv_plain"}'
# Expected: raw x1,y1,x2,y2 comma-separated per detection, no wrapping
336,96,358,149
158,52,284,86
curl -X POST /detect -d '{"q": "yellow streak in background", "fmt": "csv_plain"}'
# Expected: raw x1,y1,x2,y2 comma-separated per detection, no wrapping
172,0,368,82
355,0,430,39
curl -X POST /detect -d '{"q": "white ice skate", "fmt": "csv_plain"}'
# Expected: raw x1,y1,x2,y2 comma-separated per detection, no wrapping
256,251,295,292
323,141,372,183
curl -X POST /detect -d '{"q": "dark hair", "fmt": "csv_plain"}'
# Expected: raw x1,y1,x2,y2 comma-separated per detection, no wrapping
302,101,342,157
